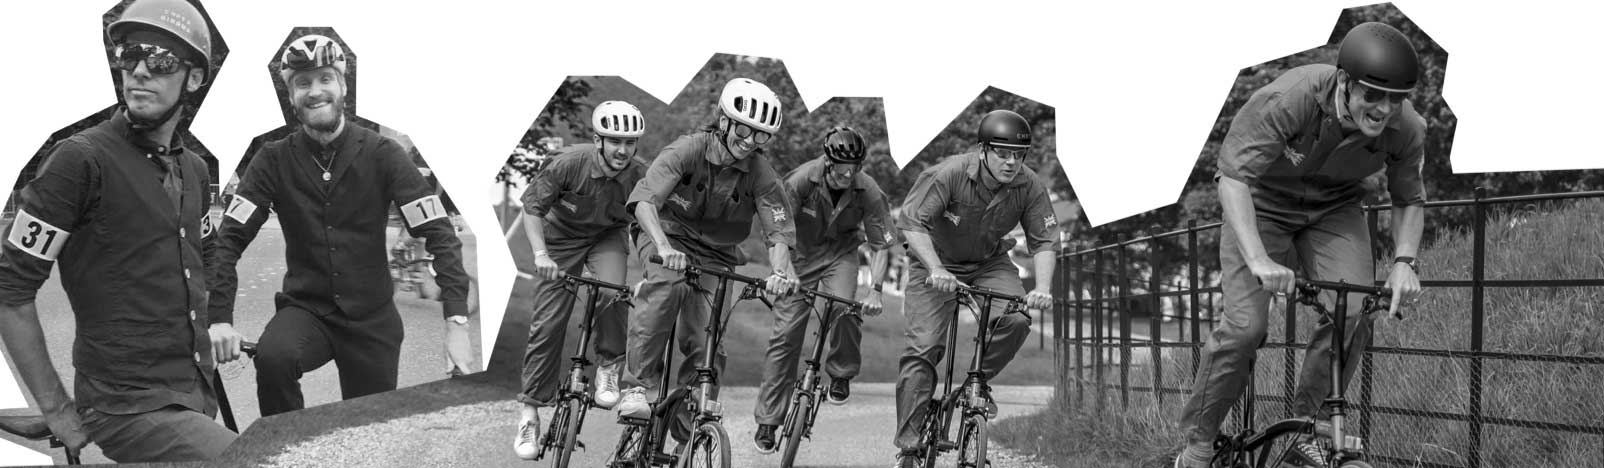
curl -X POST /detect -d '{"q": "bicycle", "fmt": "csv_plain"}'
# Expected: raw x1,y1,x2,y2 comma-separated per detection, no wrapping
530,273,632,468
914,284,1029,468
607,255,772,468
0,342,257,465
774,285,863,468
389,238,434,298
1210,279,1394,468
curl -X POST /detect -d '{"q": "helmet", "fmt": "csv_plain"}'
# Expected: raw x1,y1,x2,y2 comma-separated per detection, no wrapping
278,34,348,84
592,101,646,138
718,78,783,134
822,126,866,164
1336,22,1420,93
107,0,213,79
978,110,1031,149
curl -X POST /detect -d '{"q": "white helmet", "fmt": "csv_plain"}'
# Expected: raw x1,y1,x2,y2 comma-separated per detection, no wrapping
279,34,348,84
592,101,645,138
718,78,783,134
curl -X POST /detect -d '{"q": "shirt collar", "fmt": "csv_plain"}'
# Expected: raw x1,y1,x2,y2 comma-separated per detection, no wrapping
111,107,186,156
704,132,755,173
584,145,644,179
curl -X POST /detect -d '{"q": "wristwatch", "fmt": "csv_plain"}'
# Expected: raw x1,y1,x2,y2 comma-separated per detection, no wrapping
1394,256,1419,274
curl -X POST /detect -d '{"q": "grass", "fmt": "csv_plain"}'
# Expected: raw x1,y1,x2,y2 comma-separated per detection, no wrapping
994,199,1604,468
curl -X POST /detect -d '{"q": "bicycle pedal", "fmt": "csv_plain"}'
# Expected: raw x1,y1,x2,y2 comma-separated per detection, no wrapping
615,415,651,426
934,440,957,452
651,453,678,465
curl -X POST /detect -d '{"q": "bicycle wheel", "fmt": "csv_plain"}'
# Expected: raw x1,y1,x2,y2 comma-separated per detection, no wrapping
676,421,731,468
917,401,944,467
553,398,586,468
956,413,987,468
779,393,814,468
1338,461,1373,468
608,424,647,468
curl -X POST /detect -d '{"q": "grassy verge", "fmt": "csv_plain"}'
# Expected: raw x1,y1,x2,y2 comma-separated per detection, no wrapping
992,396,1180,468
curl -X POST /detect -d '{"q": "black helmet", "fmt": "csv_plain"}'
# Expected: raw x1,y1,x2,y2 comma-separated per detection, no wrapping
978,110,1031,149
822,126,866,164
1337,22,1420,93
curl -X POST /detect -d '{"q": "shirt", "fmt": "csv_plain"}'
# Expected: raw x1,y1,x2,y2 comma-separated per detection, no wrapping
626,130,795,265
783,156,897,262
520,144,645,243
211,123,471,322
1217,64,1428,221
897,151,1060,268
0,109,217,415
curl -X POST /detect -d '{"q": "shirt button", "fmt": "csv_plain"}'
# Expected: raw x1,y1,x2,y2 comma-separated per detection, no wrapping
334,293,342,299
184,269,192,279
328,247,336,252
325,225,333,230
193,352,202,363
189,310,197,321
333,271,341,277
180,228,187,238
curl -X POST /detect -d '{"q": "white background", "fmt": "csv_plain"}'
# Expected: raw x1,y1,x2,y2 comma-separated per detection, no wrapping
1,1,1600,461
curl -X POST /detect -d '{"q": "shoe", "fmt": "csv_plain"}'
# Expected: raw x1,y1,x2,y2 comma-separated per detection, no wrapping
513,414,541,460
595,362,623,409
753,424,778,454
893,450,923,468
1284,439,1328,467
1173,443,1213,468
826,377,851,405
615,386,650,420
977,384,998,419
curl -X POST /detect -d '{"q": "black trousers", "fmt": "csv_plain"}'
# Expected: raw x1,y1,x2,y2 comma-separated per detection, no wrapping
254,299,404,416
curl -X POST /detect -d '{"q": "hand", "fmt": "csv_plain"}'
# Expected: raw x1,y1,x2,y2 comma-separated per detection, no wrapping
1385,262,1422,320
656,246,689,271
859,291,884,317
209,323,246,364
443,317,474,373
1247,257,1295,296
765,271,798,297
1024,289,1053,311
41,402,87,458
926,267,959,293
533,251,560,281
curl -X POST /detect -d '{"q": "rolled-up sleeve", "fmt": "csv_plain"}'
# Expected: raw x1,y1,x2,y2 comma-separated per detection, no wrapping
1020,180,1061,255
861,180,898,250
753,161,796,248
1385,117,1428,207
0,139,96,306
521,153,573,217
627,137,693,213
896,167,949,234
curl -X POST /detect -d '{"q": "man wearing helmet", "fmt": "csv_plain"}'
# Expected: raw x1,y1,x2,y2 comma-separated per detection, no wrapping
0,0,234,462
613,77,800,420
206,33,472,417
511,101,647,459
1173,22,1426,468
892,109,1058,467
751,126,897,453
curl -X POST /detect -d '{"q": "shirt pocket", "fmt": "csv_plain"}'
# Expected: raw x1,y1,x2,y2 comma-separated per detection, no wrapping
78,321,182,386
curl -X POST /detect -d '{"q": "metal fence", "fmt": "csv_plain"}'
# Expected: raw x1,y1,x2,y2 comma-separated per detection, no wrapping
1051,188,1604,468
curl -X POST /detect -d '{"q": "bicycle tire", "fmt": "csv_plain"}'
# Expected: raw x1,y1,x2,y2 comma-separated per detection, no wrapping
553,398,585,468
676,421,731,468
956,413,987,468
608,424,647,468
1338,461,1374,468
779,393,813,468
918,401,943,467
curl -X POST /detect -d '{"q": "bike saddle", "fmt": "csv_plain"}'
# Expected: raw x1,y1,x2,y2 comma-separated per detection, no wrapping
0,414,52,440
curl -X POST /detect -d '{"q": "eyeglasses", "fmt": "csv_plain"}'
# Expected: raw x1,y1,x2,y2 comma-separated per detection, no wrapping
987,146,1029,161
825,162,861,178
1353,81,1408,105
730,121,774,145
112,43,193,75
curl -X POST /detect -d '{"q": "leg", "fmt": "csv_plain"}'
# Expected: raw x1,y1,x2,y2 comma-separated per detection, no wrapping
254,305,336,416
584,230,631,367
1290,204,1376,419
754,259,826,426
674,257,730,398
331,302,405,400
822,251,865,380
518,241,590,406
1178,217,1295,446
893,261,957,451
965,257,1032,381
80,406,237,463
622,235,687,395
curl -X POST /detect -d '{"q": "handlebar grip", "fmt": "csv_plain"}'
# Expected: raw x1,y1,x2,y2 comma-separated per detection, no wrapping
648,255,663,264
240,341,258,357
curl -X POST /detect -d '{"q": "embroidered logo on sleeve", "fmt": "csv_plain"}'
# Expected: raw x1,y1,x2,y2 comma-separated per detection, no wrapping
6,210,69,261
943,211,961,226
884,231,895,243
668,193,692,210
560,199,577,212
401,195,448,228
225,196,258,224
1043,215,1058,228
801,206,817,218
772,207,787,223
1283,147,1306,166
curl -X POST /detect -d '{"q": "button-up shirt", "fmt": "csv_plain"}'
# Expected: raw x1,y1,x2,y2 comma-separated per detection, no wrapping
210,123,470,322
783,156,896,263
0,109,217,415
626,130,795,265
898,151,1059,268
521,144,645,243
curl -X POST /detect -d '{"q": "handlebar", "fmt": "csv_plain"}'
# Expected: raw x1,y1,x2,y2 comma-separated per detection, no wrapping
1294,279,1391,297
648,255,768,287
560,273,631,294
955,283,1026,304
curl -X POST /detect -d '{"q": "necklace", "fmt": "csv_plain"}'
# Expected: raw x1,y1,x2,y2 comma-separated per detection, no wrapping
312,151,334,181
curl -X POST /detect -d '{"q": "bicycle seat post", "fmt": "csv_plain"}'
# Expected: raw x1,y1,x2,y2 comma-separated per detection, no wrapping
1327,285,1351,454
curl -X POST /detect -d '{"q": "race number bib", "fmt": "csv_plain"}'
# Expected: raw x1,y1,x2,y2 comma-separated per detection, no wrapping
225,196,259,224
6,210,69,261
200,212,216,238
401,195,447,229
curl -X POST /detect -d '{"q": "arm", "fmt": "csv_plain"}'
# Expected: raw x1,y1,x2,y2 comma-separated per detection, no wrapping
521,213,559,280
0,303,87,454
385,147,470,319
902,230,957,292
627,142,691,270
209,151,276,362
634,201,686,270
753,162,798,296
859,246,891,316
896,167,958,292
1383,128,1429,317
517,165,565,280
1219,176,1294,294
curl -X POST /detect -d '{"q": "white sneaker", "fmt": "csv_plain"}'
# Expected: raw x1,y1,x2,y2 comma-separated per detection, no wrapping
595,362,623,409
513,414,541,460
615,386,650,420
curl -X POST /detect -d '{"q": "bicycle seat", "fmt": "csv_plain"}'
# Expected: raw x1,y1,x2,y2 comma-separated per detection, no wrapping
0,414,52,440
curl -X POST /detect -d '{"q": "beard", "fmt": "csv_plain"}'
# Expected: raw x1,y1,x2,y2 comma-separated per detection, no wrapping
296,96,346,132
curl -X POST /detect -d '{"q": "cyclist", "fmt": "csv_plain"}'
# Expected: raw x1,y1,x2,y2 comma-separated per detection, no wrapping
1174,22,1426,468
207,33,473,417
752,126,897,453
511,101,648,459
892,109,1058,467
0,0,232,461
614,78,800,421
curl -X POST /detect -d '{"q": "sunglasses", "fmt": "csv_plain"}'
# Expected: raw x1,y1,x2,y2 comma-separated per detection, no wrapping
730,121,774,145
112,43,193,75
987,146,1029,161
825,162,862,177
1353,81,1408,105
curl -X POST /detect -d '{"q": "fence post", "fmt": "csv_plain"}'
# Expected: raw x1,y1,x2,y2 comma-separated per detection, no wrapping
1118,243,1132,411
1075,254,1085,408
1149,228,1164,406
1188,221,1202,380
1093,248,1105,409
1469,187,1487,468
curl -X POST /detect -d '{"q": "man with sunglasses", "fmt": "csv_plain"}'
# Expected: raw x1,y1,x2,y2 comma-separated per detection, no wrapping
613,78,800,421
892,109,1058,467
512,101,647,459
0,0,233,462
1174,22,1426,468
752,126,897,453
206,33,471,417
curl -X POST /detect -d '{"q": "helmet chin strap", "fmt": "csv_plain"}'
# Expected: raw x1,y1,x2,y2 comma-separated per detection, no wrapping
125,82,189,146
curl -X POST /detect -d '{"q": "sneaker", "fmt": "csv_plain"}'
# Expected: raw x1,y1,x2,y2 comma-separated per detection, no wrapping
595,362,623,409
513,414,541,460
753,424,778,454
615,386,650,420
977,384,998,419
1173,443,1213,468
826,377,851,405
893,450,923,468
1284,439,1328,467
